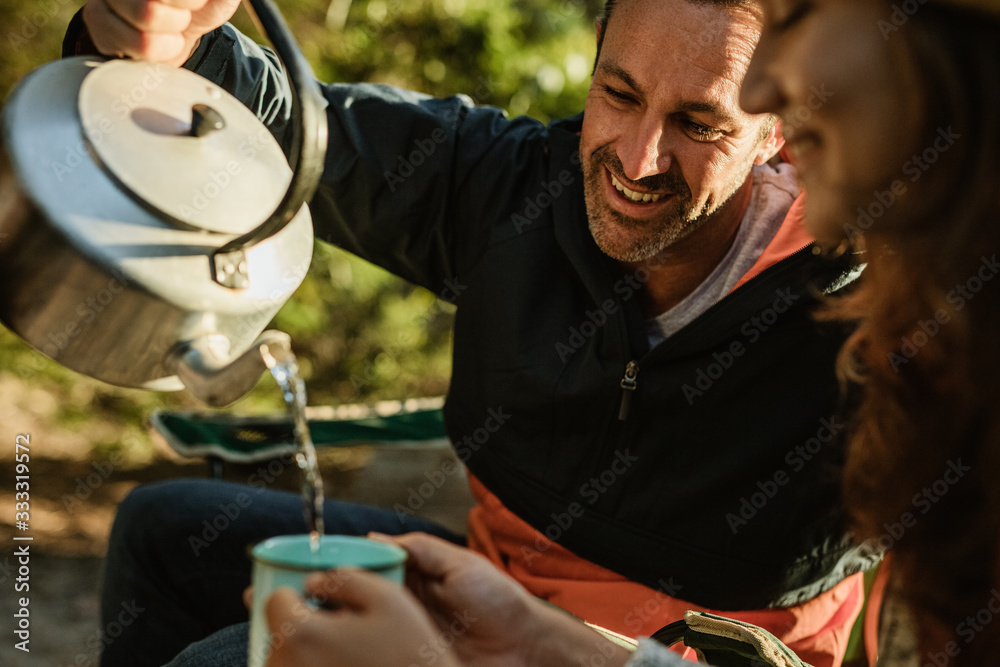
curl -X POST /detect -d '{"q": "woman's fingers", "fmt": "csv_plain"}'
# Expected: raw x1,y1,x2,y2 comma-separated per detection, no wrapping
303,567,400,612
387,532,474,579
264,587,311,628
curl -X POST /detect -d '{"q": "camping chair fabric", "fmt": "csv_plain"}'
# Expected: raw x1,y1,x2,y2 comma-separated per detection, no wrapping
149,406,450,465
651,611,815,667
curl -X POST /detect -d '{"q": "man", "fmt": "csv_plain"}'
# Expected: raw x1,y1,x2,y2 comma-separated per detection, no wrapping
69,0,873,664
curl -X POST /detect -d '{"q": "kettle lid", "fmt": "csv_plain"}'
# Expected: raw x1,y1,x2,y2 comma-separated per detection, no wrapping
78,60,290,235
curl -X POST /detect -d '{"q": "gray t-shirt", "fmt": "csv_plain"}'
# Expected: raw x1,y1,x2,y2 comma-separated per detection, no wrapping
646,163,800,346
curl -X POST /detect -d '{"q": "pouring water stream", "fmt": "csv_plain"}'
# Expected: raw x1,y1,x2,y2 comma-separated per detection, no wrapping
260,339,325,553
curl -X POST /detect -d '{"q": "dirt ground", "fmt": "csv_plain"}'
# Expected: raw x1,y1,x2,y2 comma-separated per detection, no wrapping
0,432,473,667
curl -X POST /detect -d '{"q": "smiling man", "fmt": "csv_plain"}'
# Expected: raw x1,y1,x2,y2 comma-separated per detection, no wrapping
69,0,873,665
580,0,785,327
585,0,773,259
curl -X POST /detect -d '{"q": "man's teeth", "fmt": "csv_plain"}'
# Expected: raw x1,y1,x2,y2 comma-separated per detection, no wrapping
611,174,662,203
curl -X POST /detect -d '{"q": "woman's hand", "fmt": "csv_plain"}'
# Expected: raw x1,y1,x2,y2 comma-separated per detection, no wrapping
82,0,241,66
387,532,632,667
262,567,462,667
260,532,633,667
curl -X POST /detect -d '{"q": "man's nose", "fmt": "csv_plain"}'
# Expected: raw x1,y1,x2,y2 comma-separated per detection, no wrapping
616,114,672,182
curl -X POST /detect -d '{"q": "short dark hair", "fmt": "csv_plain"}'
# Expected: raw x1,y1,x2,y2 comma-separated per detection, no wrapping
594,0,755,70
593,0,619,67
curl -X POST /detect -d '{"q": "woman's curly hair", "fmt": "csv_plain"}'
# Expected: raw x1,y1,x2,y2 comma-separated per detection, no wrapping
825,4,1000,661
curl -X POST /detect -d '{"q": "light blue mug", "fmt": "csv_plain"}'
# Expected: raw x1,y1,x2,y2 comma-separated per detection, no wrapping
247,534,407,667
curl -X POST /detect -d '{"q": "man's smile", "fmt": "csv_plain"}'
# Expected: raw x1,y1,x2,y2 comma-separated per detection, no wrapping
602,166,675,218
610,172,665,203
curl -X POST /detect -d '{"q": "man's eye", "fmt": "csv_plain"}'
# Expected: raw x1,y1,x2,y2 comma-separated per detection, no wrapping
604,86,636,104
687,122,723,142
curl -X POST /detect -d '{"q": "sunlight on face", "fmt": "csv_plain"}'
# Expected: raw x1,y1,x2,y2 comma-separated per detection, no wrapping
580,0,777,262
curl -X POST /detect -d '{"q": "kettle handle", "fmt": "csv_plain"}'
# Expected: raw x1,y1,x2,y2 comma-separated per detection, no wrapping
213,0,328,257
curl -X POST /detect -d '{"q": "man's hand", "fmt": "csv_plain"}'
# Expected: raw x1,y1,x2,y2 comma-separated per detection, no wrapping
82,0,241,67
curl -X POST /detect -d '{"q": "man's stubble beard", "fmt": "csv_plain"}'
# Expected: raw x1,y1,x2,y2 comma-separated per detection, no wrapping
582,145,752,263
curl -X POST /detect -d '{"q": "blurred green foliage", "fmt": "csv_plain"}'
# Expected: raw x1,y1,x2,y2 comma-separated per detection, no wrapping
0,0,597,460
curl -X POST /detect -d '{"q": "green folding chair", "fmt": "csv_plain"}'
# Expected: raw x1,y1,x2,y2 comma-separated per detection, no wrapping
149,398,450,478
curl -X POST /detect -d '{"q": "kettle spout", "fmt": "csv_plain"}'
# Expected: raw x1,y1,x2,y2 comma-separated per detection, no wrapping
167,330,292,407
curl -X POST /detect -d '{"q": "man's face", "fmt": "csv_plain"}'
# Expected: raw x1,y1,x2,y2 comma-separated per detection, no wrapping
581,0,776,262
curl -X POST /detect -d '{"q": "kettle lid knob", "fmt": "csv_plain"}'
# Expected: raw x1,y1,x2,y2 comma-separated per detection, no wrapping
76,61,291,236
189,103,226,138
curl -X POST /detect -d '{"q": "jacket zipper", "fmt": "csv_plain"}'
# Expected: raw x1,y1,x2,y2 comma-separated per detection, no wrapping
618,360,639,420
614,243,818,421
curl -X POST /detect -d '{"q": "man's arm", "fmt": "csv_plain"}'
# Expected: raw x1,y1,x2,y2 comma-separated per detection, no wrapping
189,25,549,295
72,1,553,296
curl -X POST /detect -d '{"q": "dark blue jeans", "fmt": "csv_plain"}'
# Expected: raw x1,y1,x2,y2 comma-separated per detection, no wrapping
99,479,464,667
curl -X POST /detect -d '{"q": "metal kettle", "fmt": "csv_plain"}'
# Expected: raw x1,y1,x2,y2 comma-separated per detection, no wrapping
0,0,327,407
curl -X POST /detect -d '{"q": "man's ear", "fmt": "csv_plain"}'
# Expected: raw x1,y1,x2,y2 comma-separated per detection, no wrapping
753,118,786,165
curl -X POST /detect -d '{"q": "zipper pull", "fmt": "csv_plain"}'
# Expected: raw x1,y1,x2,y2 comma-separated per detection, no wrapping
618,360,639,421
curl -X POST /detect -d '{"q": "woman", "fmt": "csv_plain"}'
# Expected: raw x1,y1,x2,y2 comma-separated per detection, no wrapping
259,0,1000,664
75,0,997,663
743,0,1000,663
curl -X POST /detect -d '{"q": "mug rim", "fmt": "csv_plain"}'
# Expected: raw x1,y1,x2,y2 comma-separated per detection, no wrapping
250,534,407,572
